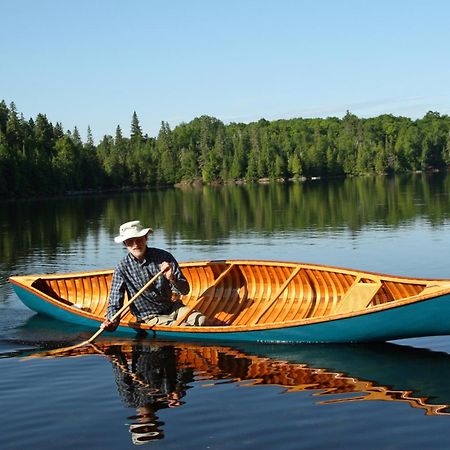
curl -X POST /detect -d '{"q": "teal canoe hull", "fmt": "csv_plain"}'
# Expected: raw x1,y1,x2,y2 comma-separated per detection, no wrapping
12,283,450,343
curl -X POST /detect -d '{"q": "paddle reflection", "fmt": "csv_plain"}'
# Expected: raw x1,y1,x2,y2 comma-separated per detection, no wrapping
31,339,450,443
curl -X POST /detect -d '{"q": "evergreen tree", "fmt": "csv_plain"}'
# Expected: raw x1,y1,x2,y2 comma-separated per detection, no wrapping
180,144,199,181
0,100,8,134
72,126,82,145
5,102,22,151
288,153,302,179
52,135,81,191
130,111,143,142
156,121,177,184
86,126,94,146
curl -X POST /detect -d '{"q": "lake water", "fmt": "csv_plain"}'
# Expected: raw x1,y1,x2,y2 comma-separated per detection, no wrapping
1,173,450,449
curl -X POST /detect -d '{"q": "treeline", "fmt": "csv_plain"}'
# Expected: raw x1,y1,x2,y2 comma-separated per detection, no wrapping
0,100,449,197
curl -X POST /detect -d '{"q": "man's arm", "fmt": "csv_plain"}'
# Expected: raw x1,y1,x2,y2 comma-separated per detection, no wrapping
161,260,190,295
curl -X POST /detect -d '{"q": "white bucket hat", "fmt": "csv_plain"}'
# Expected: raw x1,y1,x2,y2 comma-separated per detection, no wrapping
114,220,153,243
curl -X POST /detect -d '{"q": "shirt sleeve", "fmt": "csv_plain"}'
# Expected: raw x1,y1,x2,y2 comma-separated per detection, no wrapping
106,267,127,320
170,259,190,295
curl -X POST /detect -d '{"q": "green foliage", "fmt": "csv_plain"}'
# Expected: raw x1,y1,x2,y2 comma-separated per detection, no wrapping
0,100,449,198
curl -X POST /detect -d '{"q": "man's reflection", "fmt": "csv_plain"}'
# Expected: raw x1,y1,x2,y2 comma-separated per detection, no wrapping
103,343,194,445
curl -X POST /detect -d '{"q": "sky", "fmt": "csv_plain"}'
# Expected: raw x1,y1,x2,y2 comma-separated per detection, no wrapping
1,0,450,142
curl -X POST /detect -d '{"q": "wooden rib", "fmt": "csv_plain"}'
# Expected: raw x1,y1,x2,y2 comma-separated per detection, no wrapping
184,266,203,303
91,275,104,316
313,271,331,318
95,275,105,315
211,267,241,325
220,270,249,325
262,265,274,308
271,266,299,323
172,263,236,326
195,266,221,322
198,265,230,320
185,266,207,306
257,266,288,324
63,279,71,302
293,271,310,319
86,276,97,314
215,270,241,324
99,274,110,314
66,279,75,303
373,283,394,305
287,270,308,321
235,265,261,326
193,264,236,323
240,264,273,326
277,266,297,321
384,281,403,301
51,279,62,300
251,265,302,325
74,277,85,308
406,284,423,296
322,271,339,315
222,281,243,325
302,269,319,318
332,272,347,304
84,276,93,312
399,282,423,298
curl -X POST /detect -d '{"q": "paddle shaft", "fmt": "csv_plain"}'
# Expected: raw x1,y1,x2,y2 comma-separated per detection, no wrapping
83,268,165,345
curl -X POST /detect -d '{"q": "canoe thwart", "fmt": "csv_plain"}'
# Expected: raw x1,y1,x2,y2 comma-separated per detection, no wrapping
173,263,237,326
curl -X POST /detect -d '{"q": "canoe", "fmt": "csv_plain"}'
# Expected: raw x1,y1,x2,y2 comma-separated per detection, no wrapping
9,259,450,343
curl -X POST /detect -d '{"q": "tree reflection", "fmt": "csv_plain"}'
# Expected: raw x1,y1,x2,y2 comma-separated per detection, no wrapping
0,173,449,273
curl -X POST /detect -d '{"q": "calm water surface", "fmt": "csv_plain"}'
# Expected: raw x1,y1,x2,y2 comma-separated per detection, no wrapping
1,174,450,449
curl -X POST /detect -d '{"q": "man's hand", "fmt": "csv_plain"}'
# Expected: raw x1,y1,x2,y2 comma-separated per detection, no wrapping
160,261,175,283
100,319,119,332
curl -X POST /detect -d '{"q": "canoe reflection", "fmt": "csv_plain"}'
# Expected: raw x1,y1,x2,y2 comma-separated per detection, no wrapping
33,339,450,442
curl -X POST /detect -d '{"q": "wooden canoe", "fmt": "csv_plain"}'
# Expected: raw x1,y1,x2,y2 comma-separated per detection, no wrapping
9,259,450,343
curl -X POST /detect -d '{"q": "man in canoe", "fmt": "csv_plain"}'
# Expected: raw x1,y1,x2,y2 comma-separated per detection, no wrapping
101,220,205,331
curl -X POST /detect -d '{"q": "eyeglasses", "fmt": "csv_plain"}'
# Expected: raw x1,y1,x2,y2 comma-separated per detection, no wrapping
124,236,146,246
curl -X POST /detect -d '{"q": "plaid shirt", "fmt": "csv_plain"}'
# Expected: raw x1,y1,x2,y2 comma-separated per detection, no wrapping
106,247,190,321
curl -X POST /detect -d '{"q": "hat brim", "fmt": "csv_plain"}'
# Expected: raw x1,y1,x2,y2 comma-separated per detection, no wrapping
114,228,152,243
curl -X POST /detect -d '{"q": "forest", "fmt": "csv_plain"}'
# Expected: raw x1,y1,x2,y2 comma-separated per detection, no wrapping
0,100,449,198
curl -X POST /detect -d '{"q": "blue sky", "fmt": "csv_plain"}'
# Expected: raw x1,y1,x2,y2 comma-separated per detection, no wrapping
2,0,449,142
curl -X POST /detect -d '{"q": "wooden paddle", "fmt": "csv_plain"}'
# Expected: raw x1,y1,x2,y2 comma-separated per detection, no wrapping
26,269,165,358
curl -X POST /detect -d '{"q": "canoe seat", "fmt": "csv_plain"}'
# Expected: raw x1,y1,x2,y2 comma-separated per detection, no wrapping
333,282,381,315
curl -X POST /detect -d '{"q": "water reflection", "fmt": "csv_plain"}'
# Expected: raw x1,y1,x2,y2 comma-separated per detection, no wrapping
1,172,449,292
100,343,193,444
1,173,449,268
23,338,450,446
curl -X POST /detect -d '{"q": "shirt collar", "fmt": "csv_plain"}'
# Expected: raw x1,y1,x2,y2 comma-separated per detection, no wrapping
128,247,150,265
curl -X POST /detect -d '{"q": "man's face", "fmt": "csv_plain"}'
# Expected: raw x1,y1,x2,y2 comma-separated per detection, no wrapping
124,235,147,261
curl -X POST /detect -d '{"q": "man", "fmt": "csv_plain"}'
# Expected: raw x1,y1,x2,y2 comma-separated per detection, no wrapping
101,220,205,331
